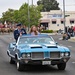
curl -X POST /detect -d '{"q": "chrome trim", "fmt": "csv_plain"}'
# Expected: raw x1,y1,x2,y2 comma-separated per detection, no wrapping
20,58,61,60
15,53,21,60
20,56,70,60
7,50,15,58
7,50,21,60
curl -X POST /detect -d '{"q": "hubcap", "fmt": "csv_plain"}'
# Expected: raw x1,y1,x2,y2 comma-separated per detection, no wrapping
17,62,19,69
9,57,11,62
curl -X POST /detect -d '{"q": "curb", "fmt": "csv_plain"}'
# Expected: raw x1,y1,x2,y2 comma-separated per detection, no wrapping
69,37,75,42
68,39,75,42
41,33,61,35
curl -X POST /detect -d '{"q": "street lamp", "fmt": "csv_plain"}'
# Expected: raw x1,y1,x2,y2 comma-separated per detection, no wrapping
63,0,66,33
28,0,30,31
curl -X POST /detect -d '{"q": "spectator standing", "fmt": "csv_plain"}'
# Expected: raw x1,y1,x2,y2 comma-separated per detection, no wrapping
68,26,74,37
73,26,75,36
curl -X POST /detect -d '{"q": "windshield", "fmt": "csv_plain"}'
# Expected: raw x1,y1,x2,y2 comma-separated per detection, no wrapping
18,36,55,45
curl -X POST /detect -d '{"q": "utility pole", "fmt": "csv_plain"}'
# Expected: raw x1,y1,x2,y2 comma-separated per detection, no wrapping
28,0,30,31
63,0,66,33
32,0,33,6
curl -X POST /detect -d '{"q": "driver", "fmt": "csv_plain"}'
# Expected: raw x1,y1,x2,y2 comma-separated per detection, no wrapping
14,23,27,42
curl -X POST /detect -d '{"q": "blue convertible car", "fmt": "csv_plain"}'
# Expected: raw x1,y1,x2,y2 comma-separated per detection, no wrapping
7,34,70,71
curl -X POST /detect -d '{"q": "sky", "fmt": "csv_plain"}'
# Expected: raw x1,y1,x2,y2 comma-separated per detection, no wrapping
0,0,75,18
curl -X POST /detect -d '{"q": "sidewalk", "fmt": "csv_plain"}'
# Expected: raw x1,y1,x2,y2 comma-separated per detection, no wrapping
68,37,75,42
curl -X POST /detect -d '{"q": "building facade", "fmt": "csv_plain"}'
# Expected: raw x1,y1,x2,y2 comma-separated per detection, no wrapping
40,10,75,31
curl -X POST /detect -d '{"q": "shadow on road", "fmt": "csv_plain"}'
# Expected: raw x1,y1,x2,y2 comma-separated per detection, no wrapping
21,65,66,73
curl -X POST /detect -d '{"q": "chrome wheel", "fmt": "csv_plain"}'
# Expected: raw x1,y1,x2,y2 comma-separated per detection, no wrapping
17,61,19,70
16,61,24,71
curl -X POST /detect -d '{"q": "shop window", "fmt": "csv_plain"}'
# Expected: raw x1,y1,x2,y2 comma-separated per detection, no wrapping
70,20,74,24
61,21,64,24
52,21,56,24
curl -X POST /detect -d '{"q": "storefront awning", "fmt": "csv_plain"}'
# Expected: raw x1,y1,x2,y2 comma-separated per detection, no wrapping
40,19,50,23
70,19,75,21
51,19,57,21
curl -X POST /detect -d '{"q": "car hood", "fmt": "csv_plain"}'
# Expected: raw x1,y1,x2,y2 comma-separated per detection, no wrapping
17,44,70,53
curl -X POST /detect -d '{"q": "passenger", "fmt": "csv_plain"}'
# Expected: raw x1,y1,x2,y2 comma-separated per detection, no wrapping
29,25,40,35
14,23,27,42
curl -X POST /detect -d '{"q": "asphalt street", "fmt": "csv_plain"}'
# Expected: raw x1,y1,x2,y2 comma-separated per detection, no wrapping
0,33,75,75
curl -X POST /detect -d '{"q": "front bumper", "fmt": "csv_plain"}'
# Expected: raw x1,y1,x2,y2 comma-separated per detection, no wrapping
19,57,70,65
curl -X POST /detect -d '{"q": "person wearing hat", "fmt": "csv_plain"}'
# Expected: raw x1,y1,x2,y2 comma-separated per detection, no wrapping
14,23,27,42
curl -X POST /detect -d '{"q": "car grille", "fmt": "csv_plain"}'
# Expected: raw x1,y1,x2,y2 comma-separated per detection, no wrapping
31,52,44,59
50,52,60,58
31,52,60,60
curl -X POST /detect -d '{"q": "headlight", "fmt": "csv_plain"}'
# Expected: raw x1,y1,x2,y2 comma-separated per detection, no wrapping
65,52,70,56
22,53,31,58
27,53,31,57
22,54,26,58
60,53,64,57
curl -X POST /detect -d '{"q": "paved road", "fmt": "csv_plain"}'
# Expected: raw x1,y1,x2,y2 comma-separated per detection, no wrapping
0,34,75,75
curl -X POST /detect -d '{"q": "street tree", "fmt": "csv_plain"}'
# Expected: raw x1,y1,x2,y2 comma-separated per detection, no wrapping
1,3,42,27
2,9,15,23
18,3,42,26
37,0,60,12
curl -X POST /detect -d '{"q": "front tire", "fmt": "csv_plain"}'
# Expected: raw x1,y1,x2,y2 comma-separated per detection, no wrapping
10,57,15,64
57,63,66,70
17,61,24,71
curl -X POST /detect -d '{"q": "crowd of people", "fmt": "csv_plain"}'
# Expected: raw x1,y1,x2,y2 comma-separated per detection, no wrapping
0,23,16,33
63,26,75,40
2,22,75,41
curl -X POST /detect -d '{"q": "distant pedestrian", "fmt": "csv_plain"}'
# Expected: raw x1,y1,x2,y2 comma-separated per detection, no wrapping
68,26,74,37
73,26,75,36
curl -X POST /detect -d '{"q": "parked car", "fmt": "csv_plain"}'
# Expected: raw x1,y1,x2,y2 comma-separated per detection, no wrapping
7,34,70,71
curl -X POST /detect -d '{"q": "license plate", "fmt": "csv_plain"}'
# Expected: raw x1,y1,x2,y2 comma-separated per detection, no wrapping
42,61,51,65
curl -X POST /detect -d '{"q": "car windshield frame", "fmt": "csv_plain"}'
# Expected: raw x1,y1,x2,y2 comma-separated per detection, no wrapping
17,35,56,45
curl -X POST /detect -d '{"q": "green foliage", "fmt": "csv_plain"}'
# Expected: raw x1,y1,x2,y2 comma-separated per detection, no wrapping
18,3,29,25
13,10,19,23
41,30,53,33
2,9,15,23
37,0,60,12
1,3,42,27
18,3,42,26
0,18,3,23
